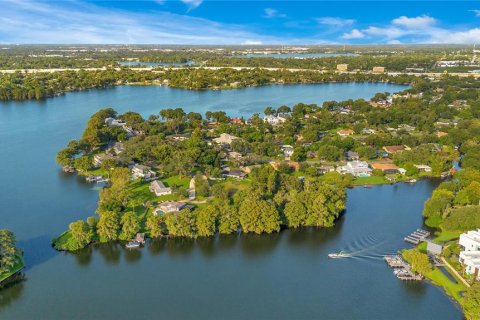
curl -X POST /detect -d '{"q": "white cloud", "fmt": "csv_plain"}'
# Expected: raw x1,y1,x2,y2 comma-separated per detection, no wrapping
0,0,277,44
471,9,480,17
242,40,263,45
392,15,437,29
180,0,203,10
342,29,364,39
316,17,355,27
264,8,287,19
363,26,406,40
387,40,402,44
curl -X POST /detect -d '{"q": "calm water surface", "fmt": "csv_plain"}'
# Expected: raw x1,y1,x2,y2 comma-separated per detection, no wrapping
238,53,359,58
0,83,462,319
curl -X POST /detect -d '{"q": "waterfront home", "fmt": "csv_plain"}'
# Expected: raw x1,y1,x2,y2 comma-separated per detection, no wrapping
336,64,348,71
149,180,172,196
131,164,156,181
105,117,126,127
93,153,116,168
281,145,294,158
371,163,401,174
213,133,239,145
459,229,480,280
337,129,354,137
155,201,187,214
345,151,359,161
414,164,432,172
337,161,372,177
135,233,146,244
317,165,335,174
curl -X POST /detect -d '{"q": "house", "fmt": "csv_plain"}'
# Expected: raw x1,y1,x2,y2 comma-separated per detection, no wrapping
105,117,126,127
317,165,335,174
345,151,359,161
383,145,407,155
436,131,448,138
337,161,372,177
230,117,244,125
337,129,354,137
337,64,348,71
228,151,243,161
213,133,238,145
113,142,125,155
281,145,294,158
264,114,288,125
372,66,385,73
223,170,246,179
371,163,401,174
149,180,172,196
426,241,443,256
155,201,187,215
361,128,376,134
415,164,432,172
459,229,480,280
131,164,156,181
93,153,116,168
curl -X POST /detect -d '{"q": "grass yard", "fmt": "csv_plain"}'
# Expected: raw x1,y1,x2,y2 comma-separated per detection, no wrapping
163,175,190,188
427,267,466,304
434,230,463,243
352,175,387,186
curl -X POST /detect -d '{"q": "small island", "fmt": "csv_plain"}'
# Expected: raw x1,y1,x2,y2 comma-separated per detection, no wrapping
0,229,24,288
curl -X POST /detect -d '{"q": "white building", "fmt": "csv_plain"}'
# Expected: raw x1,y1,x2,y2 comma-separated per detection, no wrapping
213,133,238,145
459,229,480,280
131,164,156,181
264,114,288,125
105,117,126,127
149,180,172,196
281,145,294,158
337,161,372,177
414,164,432,172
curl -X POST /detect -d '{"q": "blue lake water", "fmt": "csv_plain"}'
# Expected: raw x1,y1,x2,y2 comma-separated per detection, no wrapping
238,53,359,58
0,83,462,319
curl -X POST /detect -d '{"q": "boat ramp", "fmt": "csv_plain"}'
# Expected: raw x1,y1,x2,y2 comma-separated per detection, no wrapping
404,229,430,245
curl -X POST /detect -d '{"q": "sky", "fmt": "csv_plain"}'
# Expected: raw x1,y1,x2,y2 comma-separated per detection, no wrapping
1,0,480,45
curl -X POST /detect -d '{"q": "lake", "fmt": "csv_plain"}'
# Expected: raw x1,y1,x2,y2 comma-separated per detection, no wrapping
0,83,462,319
237,53,359,59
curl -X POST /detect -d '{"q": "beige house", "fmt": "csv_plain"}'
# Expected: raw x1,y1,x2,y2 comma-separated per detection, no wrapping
337,64,348,71
372,66,385,73
213,133,239,145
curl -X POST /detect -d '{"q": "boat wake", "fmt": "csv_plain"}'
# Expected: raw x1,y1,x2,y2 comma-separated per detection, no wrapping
328,234,398,261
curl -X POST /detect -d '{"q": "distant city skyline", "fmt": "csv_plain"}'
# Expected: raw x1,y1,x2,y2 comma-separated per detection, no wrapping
1,0,480,44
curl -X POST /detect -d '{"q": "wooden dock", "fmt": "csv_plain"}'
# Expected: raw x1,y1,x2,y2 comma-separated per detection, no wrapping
384,255,423,281
404,229,430,245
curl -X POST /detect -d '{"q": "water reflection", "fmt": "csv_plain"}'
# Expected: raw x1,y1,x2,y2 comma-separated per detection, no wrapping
0,276,25,309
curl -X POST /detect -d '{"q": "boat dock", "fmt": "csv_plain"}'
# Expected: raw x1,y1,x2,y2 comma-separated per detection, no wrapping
384,255,423,281
404,229,430,245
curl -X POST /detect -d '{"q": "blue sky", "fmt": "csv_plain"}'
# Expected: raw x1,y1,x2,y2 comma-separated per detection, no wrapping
1,1,480,44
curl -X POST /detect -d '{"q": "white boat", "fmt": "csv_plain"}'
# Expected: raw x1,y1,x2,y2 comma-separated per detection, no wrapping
406,179,417,183
328,251,351,259
125,241,141,249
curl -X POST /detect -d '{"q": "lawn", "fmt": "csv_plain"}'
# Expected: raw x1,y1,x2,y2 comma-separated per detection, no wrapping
163,175,190,188
434,230,463,243
352,176,387,186
426,267,466,304
0,255,25,283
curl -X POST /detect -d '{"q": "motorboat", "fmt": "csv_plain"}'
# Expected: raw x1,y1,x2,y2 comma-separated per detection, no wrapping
125,241,141,249
328,251,351,259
